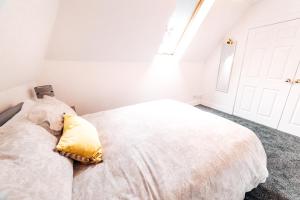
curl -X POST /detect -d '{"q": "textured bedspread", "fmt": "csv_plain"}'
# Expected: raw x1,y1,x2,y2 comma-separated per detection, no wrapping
0,121,73,200
72,100,268,200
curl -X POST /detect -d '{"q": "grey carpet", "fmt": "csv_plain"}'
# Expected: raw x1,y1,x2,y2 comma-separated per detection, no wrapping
195,105,300,200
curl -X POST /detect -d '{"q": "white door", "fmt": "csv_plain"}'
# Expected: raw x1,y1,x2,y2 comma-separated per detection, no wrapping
278,66,300,137
234,19,300,128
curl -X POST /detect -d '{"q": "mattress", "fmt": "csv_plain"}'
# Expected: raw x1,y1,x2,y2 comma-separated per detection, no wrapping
72,100,268,200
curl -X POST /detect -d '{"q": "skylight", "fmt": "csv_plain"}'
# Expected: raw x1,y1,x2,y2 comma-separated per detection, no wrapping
158,0,215,58
158,0,199,55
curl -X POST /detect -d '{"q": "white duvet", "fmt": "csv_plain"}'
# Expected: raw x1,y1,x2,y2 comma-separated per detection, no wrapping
72,100,268,200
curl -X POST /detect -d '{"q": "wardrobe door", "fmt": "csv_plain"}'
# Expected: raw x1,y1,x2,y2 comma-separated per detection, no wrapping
278,67,300,137
234,19,300,128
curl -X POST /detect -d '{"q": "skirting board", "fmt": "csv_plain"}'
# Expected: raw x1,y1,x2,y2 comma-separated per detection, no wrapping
186,99,203,106
200,99,233,114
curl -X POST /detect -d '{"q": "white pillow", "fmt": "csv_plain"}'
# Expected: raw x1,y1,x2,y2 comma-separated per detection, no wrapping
27,96,76,132
2,99,36,127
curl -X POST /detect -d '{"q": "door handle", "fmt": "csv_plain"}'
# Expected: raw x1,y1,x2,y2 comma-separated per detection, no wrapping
285,78,293,83
294,79,300,84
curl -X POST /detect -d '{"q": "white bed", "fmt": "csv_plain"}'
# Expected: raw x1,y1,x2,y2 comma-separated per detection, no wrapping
72,100,268,200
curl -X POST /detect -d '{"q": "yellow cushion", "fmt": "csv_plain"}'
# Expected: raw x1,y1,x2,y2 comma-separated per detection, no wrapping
56,114,102,164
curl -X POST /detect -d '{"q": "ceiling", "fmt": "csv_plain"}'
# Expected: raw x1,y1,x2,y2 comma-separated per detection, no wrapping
45,0,256,62
182,0,255,62
46,0,175,62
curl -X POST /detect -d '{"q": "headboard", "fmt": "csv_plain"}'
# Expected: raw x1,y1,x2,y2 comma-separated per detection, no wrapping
0,102,24,126
0,83,35,113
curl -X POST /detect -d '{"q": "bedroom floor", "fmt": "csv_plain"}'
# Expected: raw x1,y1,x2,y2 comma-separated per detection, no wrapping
196,105,300,200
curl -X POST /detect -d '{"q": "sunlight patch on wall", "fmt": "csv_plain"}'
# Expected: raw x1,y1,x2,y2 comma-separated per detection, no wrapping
141,55,184,99
143,0,215,99
150,55,180,79
138,0,216,101
147,55,181,86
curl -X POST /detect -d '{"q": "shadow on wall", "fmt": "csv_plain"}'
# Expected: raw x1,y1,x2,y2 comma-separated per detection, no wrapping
0,0,6,8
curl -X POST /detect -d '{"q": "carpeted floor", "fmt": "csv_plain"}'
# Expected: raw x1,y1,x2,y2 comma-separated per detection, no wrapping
196,105,300,200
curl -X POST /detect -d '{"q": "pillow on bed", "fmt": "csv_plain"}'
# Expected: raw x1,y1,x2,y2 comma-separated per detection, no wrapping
56,114,102,164
0,120,73,200
27,96,76,132
1,100,36,127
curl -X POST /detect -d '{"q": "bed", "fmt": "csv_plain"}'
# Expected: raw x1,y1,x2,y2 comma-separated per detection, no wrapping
0,98,268,200
72,100,268,200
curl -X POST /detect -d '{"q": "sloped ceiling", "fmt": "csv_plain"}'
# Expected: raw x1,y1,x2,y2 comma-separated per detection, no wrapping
46,0,255,62
46,0,175,62
182,0,254,62
0,0,59,91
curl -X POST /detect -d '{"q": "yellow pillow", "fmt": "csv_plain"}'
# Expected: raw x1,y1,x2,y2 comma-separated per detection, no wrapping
56,114,102,164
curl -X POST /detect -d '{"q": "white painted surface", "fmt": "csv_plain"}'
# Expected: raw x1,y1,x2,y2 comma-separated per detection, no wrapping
182,0,254,61
279,67,300,137
46,0,255,63
0,83,36,112
3,0,299,126
46,0,175,62
38,60,204,114
199,0,300,114
234,19,300,128
0,0,59,91
39,0,258,114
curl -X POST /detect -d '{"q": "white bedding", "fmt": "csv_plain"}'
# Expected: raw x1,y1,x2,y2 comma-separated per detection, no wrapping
72,100,268,200
0,120,73,200
0,99,74,200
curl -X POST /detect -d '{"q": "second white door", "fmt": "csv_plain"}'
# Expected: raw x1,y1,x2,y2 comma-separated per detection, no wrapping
234,19,300,128
278,65,300,137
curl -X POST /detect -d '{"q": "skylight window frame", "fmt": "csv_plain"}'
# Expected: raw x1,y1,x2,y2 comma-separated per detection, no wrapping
158,0,205,56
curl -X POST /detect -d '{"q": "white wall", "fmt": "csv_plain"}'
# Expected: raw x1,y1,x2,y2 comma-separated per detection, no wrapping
0,0,59,91
38,60,204,114
39,0,260,114
0,82,36,112
4,0,285,115
200,0,300,114
40,0,207,114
